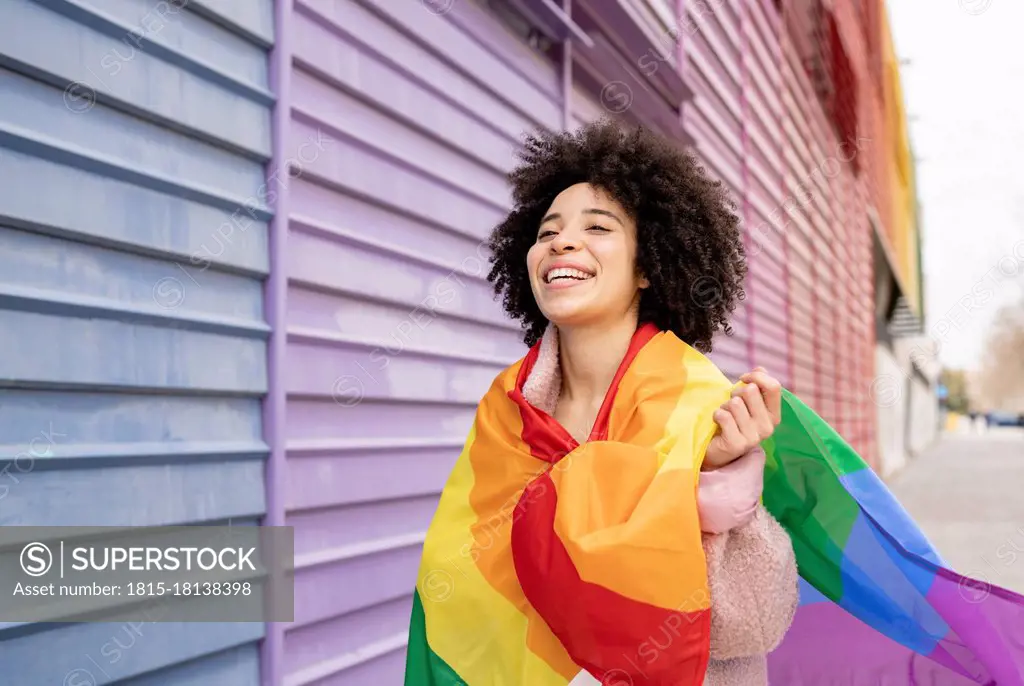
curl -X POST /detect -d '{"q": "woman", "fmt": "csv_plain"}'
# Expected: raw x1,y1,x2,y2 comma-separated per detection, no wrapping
489,120,800,684
405,121,1024,686
406,120,796,686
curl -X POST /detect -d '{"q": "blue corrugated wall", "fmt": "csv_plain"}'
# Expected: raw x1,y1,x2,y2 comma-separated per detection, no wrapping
0,0,274,683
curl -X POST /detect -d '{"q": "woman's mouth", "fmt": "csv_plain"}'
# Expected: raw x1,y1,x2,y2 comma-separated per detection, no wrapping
543,267,595,290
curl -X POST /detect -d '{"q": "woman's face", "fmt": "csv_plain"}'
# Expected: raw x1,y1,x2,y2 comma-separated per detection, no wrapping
526,183,647,330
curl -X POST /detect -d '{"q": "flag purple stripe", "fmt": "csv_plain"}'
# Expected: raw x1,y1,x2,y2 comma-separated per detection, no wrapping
768,601,983,684
924,565,1024,686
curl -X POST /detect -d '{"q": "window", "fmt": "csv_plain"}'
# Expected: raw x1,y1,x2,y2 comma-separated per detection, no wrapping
792,0,861,172
827,9,859,171
477,0,557,54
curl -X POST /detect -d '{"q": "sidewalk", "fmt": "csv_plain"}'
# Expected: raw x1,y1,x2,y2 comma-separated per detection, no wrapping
887,428,1024,594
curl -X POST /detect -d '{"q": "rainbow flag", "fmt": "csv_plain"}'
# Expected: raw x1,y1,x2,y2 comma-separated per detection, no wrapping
405,325,1024,685
764,392,1024,684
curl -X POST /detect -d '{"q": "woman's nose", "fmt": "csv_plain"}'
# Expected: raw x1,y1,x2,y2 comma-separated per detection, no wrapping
550,226,581,253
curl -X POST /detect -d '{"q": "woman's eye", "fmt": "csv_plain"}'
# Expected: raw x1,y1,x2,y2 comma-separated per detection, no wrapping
588,225,610,232
538,229,556,239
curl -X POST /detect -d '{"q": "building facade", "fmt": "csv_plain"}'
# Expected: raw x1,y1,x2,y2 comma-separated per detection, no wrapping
0,0,926,683
0,0,273,683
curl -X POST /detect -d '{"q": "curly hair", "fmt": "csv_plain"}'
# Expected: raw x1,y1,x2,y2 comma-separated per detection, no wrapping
486,118,747,353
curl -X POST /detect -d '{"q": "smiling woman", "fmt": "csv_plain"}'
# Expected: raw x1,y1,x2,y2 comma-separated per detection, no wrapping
402,119,799,686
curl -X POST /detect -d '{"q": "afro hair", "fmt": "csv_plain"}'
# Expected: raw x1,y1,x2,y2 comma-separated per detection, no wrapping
486,118,747,353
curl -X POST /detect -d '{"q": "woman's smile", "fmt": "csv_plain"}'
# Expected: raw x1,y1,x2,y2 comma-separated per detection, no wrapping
541,260,596,290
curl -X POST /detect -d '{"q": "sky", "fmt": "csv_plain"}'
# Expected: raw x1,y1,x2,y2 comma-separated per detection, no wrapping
886,0,1024,371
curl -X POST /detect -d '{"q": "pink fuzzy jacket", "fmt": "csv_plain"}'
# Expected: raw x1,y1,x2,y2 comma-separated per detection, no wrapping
523,326,799,686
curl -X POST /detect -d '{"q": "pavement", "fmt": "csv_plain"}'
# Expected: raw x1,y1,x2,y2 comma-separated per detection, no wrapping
887,426,1024,594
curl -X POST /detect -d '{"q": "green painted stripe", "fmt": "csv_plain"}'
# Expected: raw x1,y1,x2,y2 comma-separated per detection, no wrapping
405,589,468,686
761,390,865,602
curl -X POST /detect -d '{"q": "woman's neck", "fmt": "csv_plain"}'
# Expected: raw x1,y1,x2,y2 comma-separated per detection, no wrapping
557,315,639,407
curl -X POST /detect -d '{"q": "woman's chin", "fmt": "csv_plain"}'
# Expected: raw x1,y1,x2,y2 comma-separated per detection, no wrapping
540,304,602,330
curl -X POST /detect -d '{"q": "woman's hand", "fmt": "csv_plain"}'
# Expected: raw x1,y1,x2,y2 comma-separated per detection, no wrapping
704,367,782,470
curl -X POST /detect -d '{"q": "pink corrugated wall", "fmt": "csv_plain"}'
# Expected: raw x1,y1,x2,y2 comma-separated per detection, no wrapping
742,0,791,389
784,0,840,435
679,0,792,386
843,0,878,466
677,0,877,464
679,0,753,381
779,34,819,409
778,0,877,466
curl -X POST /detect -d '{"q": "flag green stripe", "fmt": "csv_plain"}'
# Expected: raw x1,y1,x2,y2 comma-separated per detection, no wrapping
761,390,866,602
405,589,468,686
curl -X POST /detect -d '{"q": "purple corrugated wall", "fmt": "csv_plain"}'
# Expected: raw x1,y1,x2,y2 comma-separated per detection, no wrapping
272,0,562,683
265,0,293,684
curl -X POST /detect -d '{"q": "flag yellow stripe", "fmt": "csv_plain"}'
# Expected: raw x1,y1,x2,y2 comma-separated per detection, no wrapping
418,424,572,686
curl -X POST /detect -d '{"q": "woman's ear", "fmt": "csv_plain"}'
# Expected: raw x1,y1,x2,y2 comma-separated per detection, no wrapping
638,274,650,289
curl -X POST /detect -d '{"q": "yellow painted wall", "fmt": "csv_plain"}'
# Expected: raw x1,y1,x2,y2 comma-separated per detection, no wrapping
880,4,920,313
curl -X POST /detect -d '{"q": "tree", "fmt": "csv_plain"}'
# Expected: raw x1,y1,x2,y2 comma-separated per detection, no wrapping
974,298,1024,412
939,367,970,413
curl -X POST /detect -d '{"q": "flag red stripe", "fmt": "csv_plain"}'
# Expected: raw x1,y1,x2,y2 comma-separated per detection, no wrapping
512,472,712,685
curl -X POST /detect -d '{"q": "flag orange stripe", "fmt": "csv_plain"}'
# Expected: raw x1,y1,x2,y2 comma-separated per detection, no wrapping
513,471,712,685
466,365,580,680
549,441,710,609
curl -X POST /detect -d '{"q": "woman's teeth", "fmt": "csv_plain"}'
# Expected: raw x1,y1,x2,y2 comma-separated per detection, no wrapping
545,268,594,283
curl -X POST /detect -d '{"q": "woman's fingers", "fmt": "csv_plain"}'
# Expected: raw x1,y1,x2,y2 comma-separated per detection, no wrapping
713,406,744,454
734,383,774,439
710,372,782,466
724,394,758,446
739,369,783,425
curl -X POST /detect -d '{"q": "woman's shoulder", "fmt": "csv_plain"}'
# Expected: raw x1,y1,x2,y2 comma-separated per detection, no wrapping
630,331,735,405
